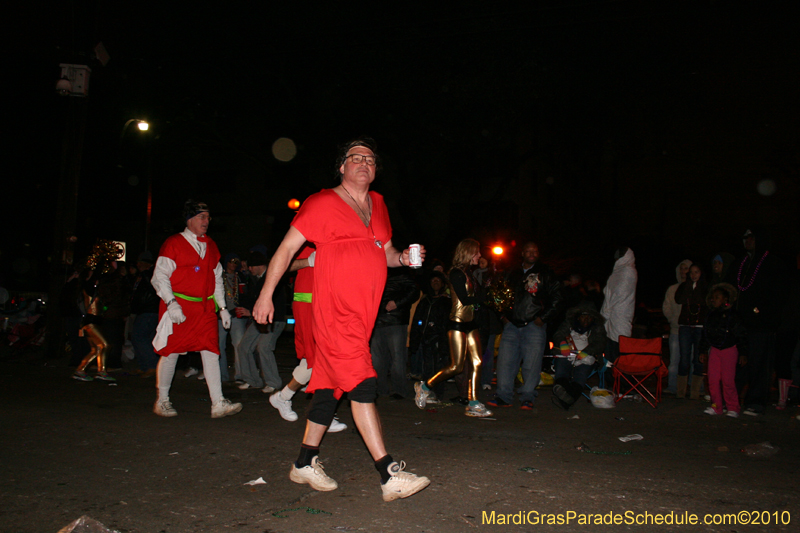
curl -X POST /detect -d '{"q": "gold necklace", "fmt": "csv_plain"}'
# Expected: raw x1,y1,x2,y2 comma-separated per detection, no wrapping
340,185,382,249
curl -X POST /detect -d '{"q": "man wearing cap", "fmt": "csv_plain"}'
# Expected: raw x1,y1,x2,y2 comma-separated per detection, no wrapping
150,200,242,418
219,252,247,383
130,251,160,377
235,250,286,392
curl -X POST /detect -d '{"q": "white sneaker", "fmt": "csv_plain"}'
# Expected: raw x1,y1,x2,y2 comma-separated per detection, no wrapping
184,367,199,378
211,398,242,418
414,381,429,409
270,392,298,422
262,385,276,394
465,402,493,418
289,457,338,491
327,417,347,433
482,384,492,391
726,410,740,418
704,407,719,415
381,461,430,502
238,382,252,390
426,392,440,405
197,372,205,381
154,399,177,417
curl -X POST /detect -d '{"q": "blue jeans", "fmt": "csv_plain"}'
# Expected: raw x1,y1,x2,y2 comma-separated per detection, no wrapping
666,332,680,392
218,316,247,382
237,321,285,389
678,326,704,376
371,324,410,397
131,312,159,371
554,358,594,388
495,321,547,404
481,334,497,387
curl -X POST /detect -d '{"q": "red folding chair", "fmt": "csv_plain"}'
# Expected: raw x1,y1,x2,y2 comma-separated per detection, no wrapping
612,336,667,408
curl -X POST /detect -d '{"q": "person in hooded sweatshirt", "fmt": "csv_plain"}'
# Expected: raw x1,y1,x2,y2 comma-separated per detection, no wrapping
600,247,638,365
663,259,692,394
709,252,736,286
736,228,785,415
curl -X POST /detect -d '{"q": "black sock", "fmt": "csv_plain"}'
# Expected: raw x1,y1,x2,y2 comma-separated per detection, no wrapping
375,454,395,484
296,444,319,468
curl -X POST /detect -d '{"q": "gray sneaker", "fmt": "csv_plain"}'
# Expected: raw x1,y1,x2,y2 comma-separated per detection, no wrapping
154,399,177,417
289,457,338,491
381,461,430,502
211,398,242,418
414,381,429,409
465,402,493,418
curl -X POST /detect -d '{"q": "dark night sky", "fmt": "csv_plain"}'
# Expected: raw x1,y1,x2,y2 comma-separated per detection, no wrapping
5,1,799,305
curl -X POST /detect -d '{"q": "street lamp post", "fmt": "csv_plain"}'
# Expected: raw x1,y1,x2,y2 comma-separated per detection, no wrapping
119,119,152,250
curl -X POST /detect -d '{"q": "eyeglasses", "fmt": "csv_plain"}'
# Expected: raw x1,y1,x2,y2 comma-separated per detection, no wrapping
346,154,377,166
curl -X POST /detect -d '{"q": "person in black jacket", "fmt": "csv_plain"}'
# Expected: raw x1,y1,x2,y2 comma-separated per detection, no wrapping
488,242,563,410
551,301,606,410
130,251,160,376
408,272,451,399
699,283,747,417
370,267,419,398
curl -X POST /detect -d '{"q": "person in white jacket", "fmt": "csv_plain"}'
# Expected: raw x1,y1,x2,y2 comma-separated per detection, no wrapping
600,247,638,363
662,259,692,394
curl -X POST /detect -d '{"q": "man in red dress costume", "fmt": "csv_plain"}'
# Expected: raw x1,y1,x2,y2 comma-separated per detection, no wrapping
253,138,430,502
151,200,242,418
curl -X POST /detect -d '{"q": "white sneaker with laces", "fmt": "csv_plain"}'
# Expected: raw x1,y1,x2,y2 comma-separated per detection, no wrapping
414,381,429,409
238,382,252,390
184,367,199,378
381,461,430,502
154,399,178,417
211,398,242,418
465,402,493,417
327,417,347,433
289,457,338,491
270,392,298,421
726,410,740,418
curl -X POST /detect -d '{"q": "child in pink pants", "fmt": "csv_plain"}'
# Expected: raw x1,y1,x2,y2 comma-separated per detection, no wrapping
700,284,747,418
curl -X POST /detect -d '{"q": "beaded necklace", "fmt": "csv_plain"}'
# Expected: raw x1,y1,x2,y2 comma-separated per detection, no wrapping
223,271,239,306
737,251,768,292
341,185,382,249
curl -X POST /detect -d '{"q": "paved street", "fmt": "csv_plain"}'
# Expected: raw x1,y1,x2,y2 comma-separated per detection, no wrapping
1,336,798,532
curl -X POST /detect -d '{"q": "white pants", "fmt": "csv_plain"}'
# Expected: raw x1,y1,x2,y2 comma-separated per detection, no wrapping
156,350,223,405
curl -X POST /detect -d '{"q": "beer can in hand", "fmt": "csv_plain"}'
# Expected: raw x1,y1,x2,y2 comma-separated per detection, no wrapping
408,244,422,269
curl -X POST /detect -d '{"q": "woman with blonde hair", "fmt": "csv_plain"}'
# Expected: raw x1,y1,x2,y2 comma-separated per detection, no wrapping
414,238,492,417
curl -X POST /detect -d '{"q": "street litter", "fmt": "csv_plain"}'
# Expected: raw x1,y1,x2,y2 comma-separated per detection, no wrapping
477,417,497,421
742,442,779,457
519,467,539,473
58,515,119,533
414,422,422,425
618,434,643,442
569,414,580,419
615,417,625,421
577,442,632,455
244,477,266,486
717,446,729,452
273,507,331,518
168,452,179,455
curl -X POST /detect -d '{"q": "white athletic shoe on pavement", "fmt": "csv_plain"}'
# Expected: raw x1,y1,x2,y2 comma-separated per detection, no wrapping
381,461,430,502
184,367,199,378
289,457,338,491
414,381,429,409
327,417,347,433
270,392,298,422
154,399,178,417
211,398,242,418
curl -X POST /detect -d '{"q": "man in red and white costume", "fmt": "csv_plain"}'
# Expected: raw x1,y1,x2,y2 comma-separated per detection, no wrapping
151,200,242,418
